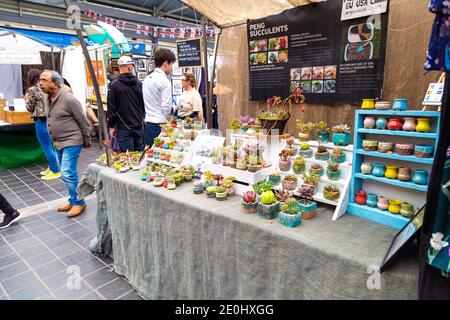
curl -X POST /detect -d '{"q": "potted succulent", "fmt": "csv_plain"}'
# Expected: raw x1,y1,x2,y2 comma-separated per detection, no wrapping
247,154,260,172
309,163,324,176
284,137,298,156
194,119,203,130
298,142,313,158
172,173,184,186
317,121,330,144
274,189,293,203
238,116,255,132
282,174,298,190
184,116,193,129
153,137,161,148
279,150,292,171
279,198,302,227
211,148,222,165
183,166,195,182
293,156,306,174
301,173,320,195
298,197,318,220
241,191,258,213
203,170,215,189
296,121,316,141
223,176,236,197
326,162,341,180
323,184,340,201
253,180,274,199
215,186,228,201
332,124,351,146
230,118,241,133
315,144,330,161
269,172,281,185
257,190,280,219
236,157,248,170
160,124,169,137
141,168,149,181
330,147,346,164
193,180,204,194
206,186,217,198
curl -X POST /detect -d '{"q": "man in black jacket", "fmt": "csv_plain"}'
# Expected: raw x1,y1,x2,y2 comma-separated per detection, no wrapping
107,56,145,152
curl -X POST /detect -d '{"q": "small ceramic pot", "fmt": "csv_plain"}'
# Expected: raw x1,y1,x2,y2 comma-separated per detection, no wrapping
416,118,431,133
309,166,324,176
293,161,306,174
362,140,378,151
402,118,416,131
333,133,351,146
364,117,376,129
315,150,330,161
279,212,301,227
388,200,401,214
394,143,414,156
326,168,341,180
377,142,394,153
298,184,315,197
372,163,386,177
387,118,403,130
324,188,340,201
414,144,434,158
361,162,373,175
355,190,367,205
298,148,313,158
247,164,259,173
361,99,375,109
397,167,411,181
282,179,297,191
330,152,346,163
376,117,388,130
299,200,317,220
377,196,389,211
298,133,310,141
366,193,378,208
317,131,330,144
400,202,414,218
241,201,258,214
257,202,280,220
269,175,281,185
375,101,391,110
385,165,398,179
279,159,291,171
392,99,408,111
412,170,429,185
215,191,228,201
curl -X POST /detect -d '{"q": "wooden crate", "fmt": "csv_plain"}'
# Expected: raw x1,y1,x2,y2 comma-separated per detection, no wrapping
5,110,33,124
0,100,6,121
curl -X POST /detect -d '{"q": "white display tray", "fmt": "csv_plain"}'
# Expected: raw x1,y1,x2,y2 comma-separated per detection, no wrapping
201,163,272,185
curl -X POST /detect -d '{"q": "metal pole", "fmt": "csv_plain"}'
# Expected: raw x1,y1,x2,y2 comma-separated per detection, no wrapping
51,45,55,70
202,18,212,129
95,49,104,150
209,28,220,129
63,0,111,166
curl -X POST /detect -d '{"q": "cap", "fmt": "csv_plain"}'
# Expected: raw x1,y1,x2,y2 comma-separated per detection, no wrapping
117,56,134,66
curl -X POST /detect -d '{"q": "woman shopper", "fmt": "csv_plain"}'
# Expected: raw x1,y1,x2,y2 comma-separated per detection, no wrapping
25,69,60,180
0,192,20,229
176,72,204,121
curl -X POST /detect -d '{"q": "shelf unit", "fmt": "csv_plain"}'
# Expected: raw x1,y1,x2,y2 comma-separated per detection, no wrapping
272,139,353,220
347,110,441,229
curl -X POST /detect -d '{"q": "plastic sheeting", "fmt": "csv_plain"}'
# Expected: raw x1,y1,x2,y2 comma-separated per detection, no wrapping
181,0,325,27
0,65,23,104
61,47,87,107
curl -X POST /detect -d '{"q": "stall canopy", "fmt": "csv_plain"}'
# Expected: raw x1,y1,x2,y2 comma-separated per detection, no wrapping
181,0,325,27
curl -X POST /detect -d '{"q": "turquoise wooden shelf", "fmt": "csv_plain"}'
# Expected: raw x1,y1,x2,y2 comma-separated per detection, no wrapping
347,203,410,229
357,128,437,139
356,149,434,164
357,110,440,117
354,173,428,192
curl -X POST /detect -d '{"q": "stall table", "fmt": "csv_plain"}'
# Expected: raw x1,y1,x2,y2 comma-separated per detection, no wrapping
79,163,419,300
0,121,45,170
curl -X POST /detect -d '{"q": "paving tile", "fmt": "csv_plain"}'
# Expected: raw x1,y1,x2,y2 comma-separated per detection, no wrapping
18,215,44,225
117,290,144,300
61,249,94,267
97,277,134,300
76,257,106,277
35,293,55,300
23,251,58,269
3,230,35,244
0,253,21,268
15,242,47,259
97,255,114,266
78,291,104,300
74,235,94,249
51,242,83,258
49,218,76,228
9,281,49,300
29,224,57,236
83,266,119,288
59,223,90,235
67,228,95,241
41,235,72,250
0,295,8,300
42,194,64,202
1,271,40,294
0,224,27,237
0,244,14,258
34,259,66,280
24,219,51,231
52,279,92,300
41,271,70,291
35,229,64,242
0,261,29,280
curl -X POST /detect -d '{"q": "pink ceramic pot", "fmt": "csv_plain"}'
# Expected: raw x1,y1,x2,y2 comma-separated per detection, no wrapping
363,117,376,129
402,118,416,131
377,196,389,211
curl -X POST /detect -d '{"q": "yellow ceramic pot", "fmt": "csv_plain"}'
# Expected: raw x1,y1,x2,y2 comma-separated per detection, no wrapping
385,165,398,179
388,200,401,214
416,118,431,133
361,99,375,109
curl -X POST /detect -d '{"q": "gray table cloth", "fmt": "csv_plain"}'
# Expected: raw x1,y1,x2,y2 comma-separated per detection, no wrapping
78,163,419,299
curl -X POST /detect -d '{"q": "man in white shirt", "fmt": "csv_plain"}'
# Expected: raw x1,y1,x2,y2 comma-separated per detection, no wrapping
142,48,177,146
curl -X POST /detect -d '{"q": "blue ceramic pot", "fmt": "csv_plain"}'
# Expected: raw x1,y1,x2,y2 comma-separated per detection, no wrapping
326,168,341,180
376,117,388,130
333,133,351,146
279,212,301,227
366,193,378,208
203,183,214,190
269,175,281,185
318,131,329,144
298,148,313,158
257,202,280,220
372,163,386,177
412,170,429,185
393,99,408,111
414,144,434,158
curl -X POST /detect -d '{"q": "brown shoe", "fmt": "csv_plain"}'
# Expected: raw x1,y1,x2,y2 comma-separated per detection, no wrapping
57,203,73,212
67,205,86,218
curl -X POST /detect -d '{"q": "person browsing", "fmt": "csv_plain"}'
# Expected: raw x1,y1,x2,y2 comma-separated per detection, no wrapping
176,72,204,121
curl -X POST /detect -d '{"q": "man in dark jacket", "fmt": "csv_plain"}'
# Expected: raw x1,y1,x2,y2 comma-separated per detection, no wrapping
107,56,145,152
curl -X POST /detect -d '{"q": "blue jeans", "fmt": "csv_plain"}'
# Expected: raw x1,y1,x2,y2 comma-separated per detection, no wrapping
56,145,84,206
35,118,59,173
145,123,162,147
116,128,144,152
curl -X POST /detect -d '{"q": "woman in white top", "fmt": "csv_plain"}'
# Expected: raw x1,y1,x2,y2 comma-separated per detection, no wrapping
177,72,204,121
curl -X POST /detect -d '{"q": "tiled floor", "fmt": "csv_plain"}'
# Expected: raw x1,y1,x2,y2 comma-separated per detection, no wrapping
0,198,143,300
0,142,103,210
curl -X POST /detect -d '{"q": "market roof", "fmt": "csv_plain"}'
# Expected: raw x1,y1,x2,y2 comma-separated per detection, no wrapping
180,0,326,27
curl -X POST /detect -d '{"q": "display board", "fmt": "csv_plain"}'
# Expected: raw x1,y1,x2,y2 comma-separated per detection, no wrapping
176,38,202,68
247,0,388,103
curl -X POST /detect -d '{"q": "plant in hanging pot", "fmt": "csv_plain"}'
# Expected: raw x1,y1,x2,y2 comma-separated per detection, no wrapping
241,191,258,213
296,121,316,142
332,124,351,146
279,198,302,227
299,196,318,220
247,154,260,172
278,150,292,172
298,142,313,158
293,156,306,174
274,189,293,203
257,190,280,219
309,163,324,176
315,144,330,161
330,147,346,163
282,174,298,191
323,184,340,201
316,121,330,144
326,161,341,180
215,186,228,201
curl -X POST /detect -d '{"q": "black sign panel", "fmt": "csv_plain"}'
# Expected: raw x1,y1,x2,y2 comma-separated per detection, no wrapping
176,38,202,68
247,0,388,103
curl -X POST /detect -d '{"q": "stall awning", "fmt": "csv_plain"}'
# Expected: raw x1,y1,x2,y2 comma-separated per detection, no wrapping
181,0,325,27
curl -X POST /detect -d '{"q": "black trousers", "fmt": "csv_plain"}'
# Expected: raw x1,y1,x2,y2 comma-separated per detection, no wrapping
0,192,15,216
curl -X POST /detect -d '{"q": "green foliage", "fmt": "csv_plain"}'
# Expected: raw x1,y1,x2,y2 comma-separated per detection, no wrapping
253,180,274,195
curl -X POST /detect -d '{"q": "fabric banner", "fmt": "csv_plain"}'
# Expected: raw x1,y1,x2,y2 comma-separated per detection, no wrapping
0,51,42,65
247,0,388,103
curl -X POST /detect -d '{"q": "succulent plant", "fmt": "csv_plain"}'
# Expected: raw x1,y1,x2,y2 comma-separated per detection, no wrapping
253,180,274,195
243,191,257,204
274,189,293,202
261,190,276,205
279,150,291,162
300,142,310,150
317,145,328,153
284,198,299,214
248,155,259,166
327,161,339,172
302,173,321,186
223,176,236,188
324,184,339,192
286,137,295,148
215,186,227,193
332,124,351,134
296,121,316,134
317,121,329,133
284,174,297,182
294,157,306,165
